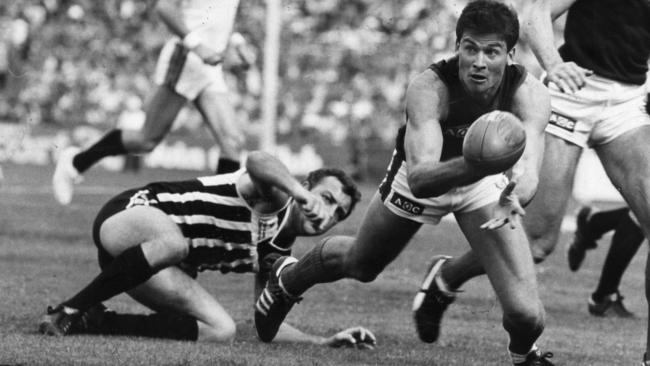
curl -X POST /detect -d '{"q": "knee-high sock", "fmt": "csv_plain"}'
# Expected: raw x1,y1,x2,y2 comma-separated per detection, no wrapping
586,207,630,240
593,215,644,301
63,245,155,312
90,311,199,341
281,237,347,296
73,129,127,173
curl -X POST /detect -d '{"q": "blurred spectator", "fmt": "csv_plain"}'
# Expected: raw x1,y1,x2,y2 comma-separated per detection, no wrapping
9,0,549,178
0,2,33,121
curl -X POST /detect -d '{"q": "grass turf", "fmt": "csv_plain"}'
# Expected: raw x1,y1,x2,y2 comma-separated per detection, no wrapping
0,163,646,365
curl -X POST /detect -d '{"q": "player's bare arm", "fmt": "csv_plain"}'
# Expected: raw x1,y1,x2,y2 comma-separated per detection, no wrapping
155,0,223,65
155,0,191,38
404,69,483,198
481,74,550,231
244,151,329,228
508,73,551,206
522,0,592,93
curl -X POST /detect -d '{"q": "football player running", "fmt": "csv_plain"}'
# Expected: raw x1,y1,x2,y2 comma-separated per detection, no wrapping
254,1,553,364
424,0,650,363
52,0,249,206
40,151,375,348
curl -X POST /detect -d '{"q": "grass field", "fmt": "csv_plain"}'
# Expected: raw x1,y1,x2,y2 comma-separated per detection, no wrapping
0,163,646,365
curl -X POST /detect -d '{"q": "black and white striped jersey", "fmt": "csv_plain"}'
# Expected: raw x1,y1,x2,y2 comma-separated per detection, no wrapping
136,170,292,274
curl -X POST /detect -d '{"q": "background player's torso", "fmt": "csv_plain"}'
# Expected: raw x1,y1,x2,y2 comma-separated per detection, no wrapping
560,0,650,85
180,0,240,53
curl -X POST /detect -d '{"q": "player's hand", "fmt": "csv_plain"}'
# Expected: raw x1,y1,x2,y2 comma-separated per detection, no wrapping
480,179,526,230
546,61,593,93
325,326,377,349
297,192,331,232
193,44,224,66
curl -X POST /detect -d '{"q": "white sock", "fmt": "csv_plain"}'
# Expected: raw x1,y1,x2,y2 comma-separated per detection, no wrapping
510,344,538,365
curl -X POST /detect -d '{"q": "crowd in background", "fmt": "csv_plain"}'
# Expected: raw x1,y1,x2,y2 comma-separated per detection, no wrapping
0,0,543,178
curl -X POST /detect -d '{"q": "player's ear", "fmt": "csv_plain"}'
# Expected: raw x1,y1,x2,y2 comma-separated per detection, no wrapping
508,47,516,62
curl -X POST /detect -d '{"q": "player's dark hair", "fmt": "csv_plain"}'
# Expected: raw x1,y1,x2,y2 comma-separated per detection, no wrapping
304,168,361,219
456,0,519,50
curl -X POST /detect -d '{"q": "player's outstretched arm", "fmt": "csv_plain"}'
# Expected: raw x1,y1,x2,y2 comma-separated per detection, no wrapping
272,323,376,349
508,73,551,206
481,74,551,231
404,70,484,198
246,151,330,229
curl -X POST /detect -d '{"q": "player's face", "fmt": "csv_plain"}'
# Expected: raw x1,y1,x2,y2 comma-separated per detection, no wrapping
457,31,511,100
300,176,353,236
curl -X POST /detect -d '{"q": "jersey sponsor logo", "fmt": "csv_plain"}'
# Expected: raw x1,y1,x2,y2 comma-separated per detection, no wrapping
549,112,576,132
390,191,424,215
126,189,158,208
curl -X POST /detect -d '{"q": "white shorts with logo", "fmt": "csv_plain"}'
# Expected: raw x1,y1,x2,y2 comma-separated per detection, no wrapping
153,38,228,101
381,161,508,225
545,74,650,147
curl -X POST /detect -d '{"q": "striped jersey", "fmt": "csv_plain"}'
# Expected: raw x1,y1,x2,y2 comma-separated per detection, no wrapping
135,170,292,274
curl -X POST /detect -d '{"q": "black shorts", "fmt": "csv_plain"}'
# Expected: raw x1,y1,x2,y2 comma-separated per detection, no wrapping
92,188,156,270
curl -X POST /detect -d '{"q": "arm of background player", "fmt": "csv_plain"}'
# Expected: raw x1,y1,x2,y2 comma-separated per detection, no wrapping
155,0,223,65
508,73,551,206
253,271,376,347
404,69,484,198
521,0,591,92
155,0,191,38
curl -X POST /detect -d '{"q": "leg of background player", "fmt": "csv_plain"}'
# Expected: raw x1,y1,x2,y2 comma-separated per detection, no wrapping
568,207,630,272
195,85,244,174
52,86,186,205
592,213,644,303
596,126,650,361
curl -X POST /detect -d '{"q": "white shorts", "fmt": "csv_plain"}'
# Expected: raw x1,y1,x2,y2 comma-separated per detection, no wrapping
380,160,508,225
545,74,650,148
153,39,228,100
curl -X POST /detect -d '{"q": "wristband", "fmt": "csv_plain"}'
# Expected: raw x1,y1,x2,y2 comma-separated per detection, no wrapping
182,31,201,50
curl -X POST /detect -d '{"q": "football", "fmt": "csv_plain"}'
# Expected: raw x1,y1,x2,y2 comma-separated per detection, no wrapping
462,111,526,174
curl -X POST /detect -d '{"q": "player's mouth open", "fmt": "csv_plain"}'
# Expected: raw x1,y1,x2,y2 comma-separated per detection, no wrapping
470,74,487,82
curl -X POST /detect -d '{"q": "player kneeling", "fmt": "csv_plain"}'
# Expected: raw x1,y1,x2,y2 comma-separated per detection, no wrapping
38,151,375,348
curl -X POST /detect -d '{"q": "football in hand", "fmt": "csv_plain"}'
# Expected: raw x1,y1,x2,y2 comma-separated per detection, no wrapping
462,111,526,174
